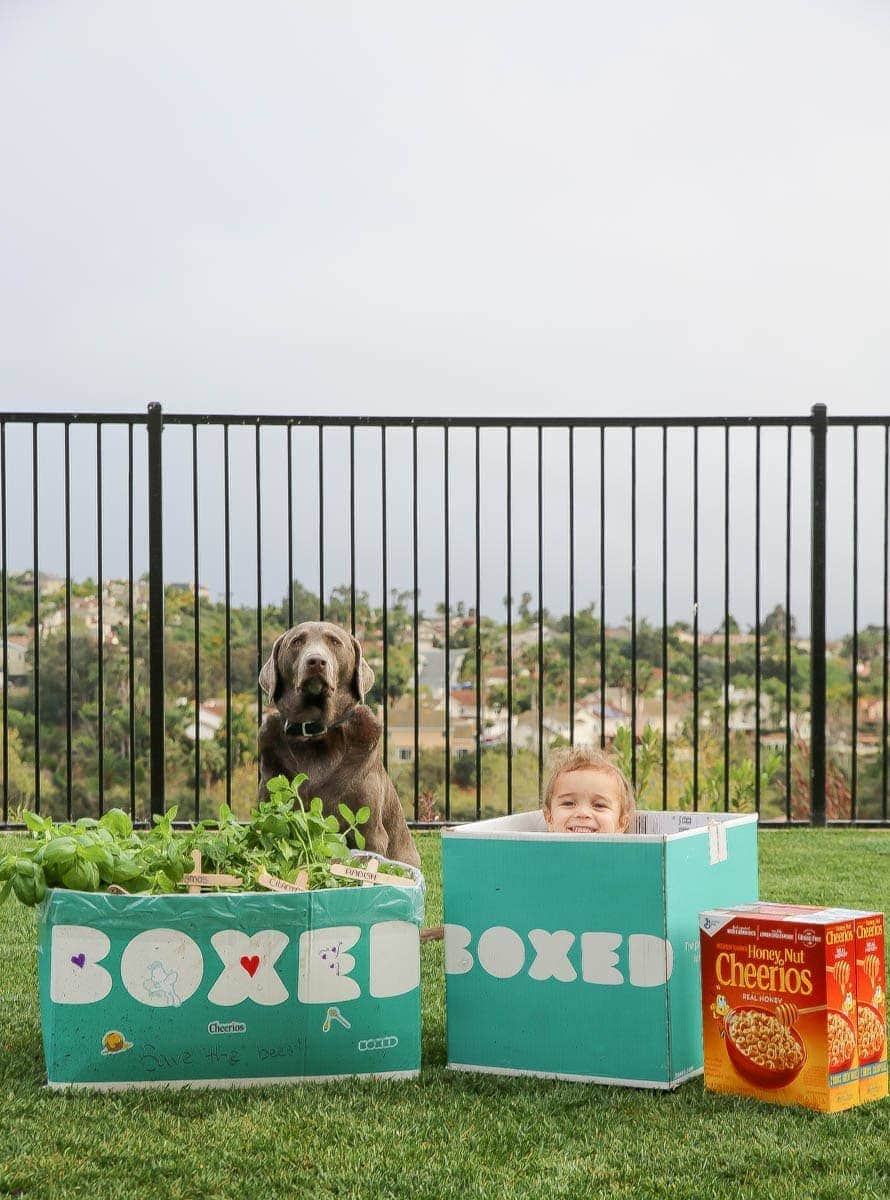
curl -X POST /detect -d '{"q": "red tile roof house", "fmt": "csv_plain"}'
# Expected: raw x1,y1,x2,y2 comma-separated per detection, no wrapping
178,699,225,742
385,695,476,763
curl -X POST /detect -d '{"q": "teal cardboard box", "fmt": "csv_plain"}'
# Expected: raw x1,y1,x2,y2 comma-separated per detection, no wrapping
37,858,424,1090
443,811,757,1088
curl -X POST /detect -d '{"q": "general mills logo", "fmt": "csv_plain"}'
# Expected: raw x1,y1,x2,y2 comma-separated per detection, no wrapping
357,1036,399,1052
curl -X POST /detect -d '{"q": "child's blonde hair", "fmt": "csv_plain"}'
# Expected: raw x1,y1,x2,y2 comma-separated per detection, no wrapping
542,746,636,831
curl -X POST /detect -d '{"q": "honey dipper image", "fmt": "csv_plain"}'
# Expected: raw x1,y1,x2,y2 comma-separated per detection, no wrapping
773,1001,827,1027
859,952,882,996
829,959,851,996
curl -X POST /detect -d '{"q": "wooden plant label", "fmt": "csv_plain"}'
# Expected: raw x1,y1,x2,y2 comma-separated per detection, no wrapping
257,870,309,893
361,858,379,888
182,850,243,894
329,862,417,888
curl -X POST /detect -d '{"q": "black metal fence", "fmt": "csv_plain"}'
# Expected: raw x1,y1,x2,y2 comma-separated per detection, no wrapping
1,404,888,828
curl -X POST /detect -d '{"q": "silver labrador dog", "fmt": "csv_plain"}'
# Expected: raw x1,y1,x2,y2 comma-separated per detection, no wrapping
257,620,421,868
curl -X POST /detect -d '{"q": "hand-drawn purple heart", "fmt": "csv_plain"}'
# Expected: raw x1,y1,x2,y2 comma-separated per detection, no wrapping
71,953,86,969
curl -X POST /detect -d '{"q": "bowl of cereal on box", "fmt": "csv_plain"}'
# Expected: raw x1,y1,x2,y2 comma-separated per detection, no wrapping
723,1006,807,1089
827,1009,857,1073
857,1003,885,1066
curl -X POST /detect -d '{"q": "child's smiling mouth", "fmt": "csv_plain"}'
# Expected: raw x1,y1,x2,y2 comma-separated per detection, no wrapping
566,824,597,834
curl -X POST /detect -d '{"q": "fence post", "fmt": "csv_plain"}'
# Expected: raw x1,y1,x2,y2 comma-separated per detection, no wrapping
147,402,165,819
810,404,827,826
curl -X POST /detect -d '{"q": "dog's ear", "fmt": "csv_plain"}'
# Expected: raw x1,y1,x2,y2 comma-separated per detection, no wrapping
351,635,375,702
259,633,287,702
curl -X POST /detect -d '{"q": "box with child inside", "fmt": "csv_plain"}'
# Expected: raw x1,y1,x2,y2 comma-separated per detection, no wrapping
442,749,758,1088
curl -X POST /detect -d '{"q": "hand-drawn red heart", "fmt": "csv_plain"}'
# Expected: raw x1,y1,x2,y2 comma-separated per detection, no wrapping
240,955,260,978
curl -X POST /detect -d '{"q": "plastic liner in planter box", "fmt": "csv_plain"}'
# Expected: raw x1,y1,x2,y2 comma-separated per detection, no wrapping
442,810,757,1089
37,854,424,1090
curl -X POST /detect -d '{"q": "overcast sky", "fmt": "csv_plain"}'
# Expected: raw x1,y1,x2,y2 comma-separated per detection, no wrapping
1,2,889,637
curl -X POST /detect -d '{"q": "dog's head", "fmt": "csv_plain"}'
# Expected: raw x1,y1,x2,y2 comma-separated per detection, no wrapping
258,621,375,727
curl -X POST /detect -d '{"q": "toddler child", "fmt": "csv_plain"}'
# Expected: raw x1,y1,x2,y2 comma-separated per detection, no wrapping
542,746,636,834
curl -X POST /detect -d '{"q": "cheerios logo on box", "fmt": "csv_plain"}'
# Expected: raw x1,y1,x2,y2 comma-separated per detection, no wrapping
826,927,853,947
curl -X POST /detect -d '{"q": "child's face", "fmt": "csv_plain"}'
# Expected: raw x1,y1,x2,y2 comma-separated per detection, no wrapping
545,768,627,834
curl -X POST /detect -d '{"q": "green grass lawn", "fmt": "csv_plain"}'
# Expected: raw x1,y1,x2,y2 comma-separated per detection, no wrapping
1,830,889,1200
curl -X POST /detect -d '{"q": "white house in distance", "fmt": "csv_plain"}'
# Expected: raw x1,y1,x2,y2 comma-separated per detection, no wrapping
0,636,29,686
513,698,630,749
179,699,225,741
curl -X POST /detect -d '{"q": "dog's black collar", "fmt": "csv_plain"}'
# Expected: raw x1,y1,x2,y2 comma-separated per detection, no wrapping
284,707,357,740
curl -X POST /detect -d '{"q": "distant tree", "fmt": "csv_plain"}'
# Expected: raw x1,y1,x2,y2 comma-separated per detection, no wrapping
840,625,884,662
274,581,321,627
326,586,372,632
760,605,796,638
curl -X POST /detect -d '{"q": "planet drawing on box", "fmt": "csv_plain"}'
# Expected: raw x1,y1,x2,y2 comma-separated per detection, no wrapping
101,1030,134,1055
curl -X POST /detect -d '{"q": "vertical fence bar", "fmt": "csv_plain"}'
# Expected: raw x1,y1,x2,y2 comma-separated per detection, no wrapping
692,427,699,811
810,404,827,826
31,422,40,813
223,423,232,810
599,427,606,750
412,424,420,820
754,426,762,814
255,423,263,782
0,422,7,822
851,425,859,821
96,424,105,816
883,423,889,824
723,424,730,812
661,425,668,809
318,425,325,621
630,427,637,789
537,425,544,799
147,402,166,819
444,426,451,820
192,424,201,820
287,423,294,627
506,427,513,814
127,425,136,818
349,425,356,635
474,425,482,821
569,427,575,746
64,421,73,820
381,426,388,773
785,427,793,821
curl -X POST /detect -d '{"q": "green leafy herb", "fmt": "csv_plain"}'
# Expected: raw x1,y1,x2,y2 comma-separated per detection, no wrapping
0,777,412,908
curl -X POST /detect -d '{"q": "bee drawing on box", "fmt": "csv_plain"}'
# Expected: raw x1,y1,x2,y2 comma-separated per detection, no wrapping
144,961,182,1007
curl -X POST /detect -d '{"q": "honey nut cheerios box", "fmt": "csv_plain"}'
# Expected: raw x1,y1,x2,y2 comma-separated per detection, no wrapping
699,903,887,1113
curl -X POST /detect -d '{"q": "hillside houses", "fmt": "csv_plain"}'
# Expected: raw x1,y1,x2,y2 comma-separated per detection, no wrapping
386,695,476,762
179,699,225,741
0,635,29,686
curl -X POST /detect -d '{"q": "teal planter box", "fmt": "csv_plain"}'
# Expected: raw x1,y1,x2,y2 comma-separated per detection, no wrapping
37,860,424,1090
443,811,757,1089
